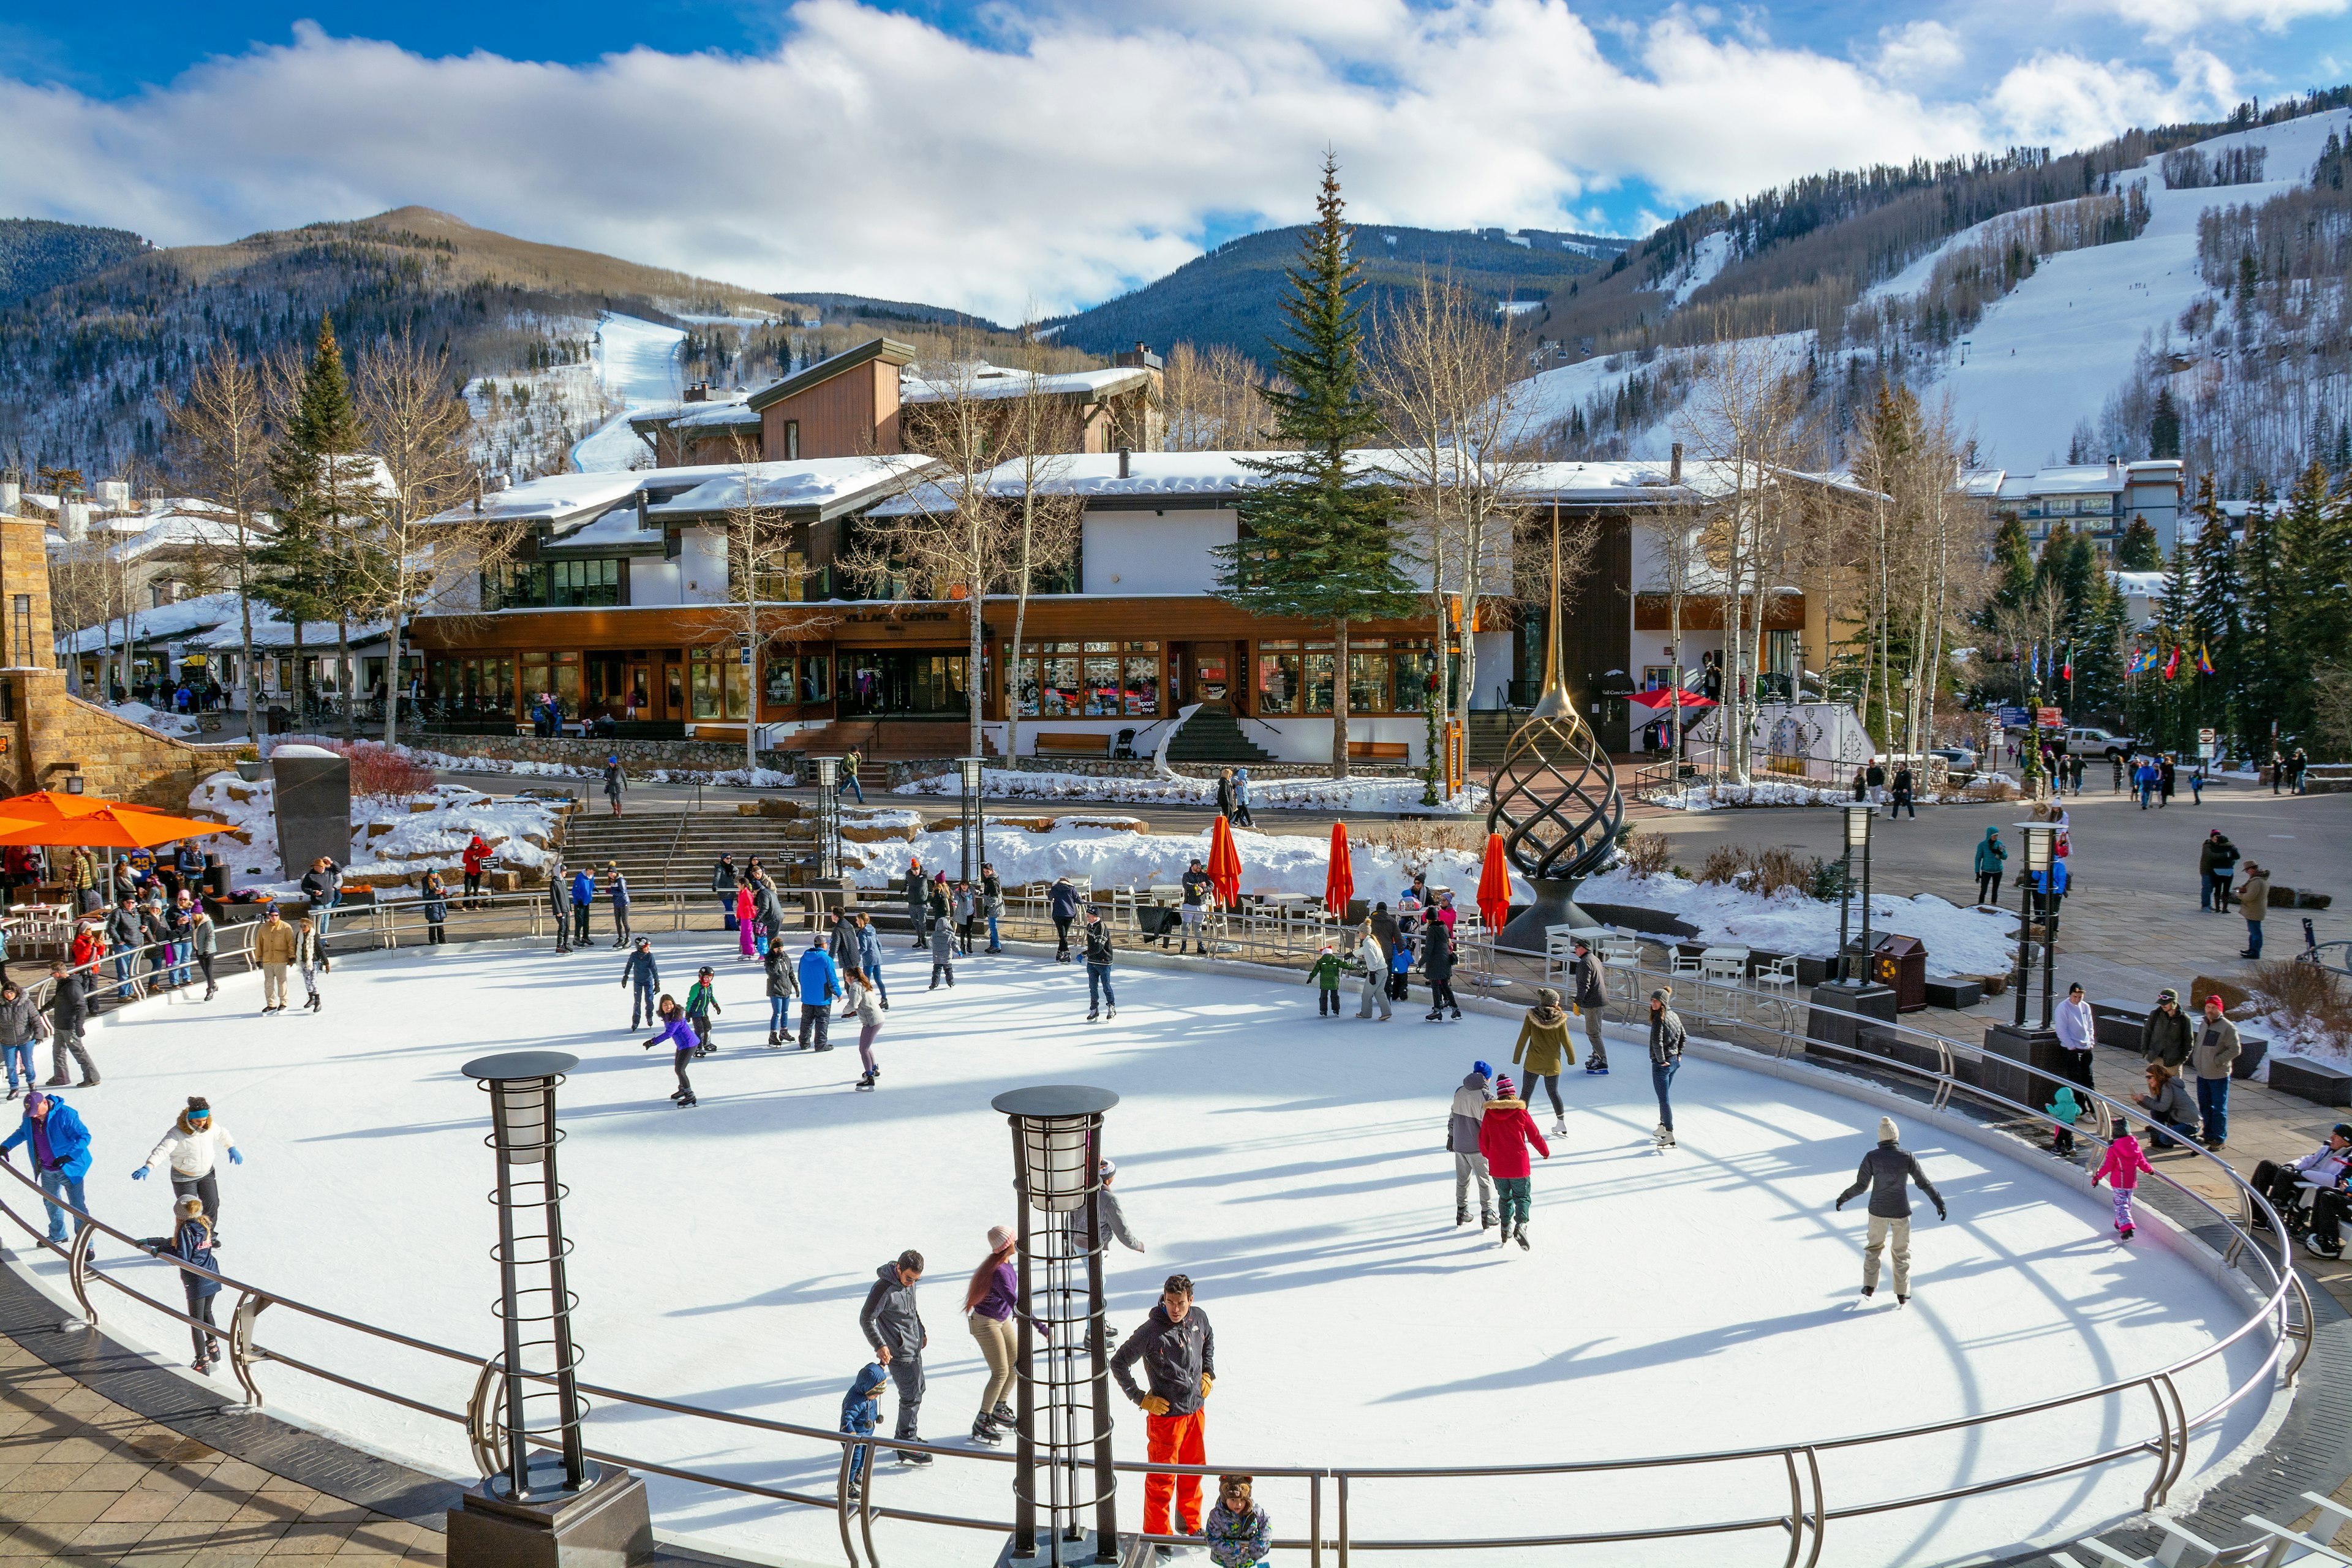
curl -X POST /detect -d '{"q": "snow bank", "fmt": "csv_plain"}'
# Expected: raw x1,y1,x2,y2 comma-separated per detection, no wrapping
894,765,1485,815
102,700,200,737
1579,865,2017,976
187,771,563,891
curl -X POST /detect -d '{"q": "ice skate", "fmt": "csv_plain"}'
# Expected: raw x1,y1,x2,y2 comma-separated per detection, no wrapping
1481,1211,1496,1229
1494,1224,1511,1248
676,1092,697,1107
992,1401,1015,1427
1086,1008,1099,1022
1516,1225,1531,1251
855,1072,876,1091
1104,1006,1115,1020
969,1417,1001,1446
1455,1207,1469,1227
1450,1008,1462,1020
1550,1118,1567,1137
895,1449,933,1468
1860,1285,1874,1299
1896,1294,1909,1306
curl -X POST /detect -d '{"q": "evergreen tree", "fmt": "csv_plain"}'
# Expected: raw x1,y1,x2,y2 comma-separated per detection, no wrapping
2154,512,2199,749
1215,155,1415,775
1986,511,2035,618
2149,386,2181,460
2274,461,2352,741
257,314,375,717
2238,473,2292,750
2073,570,2131,723
2116,513,2162,569
2187,479,2244,742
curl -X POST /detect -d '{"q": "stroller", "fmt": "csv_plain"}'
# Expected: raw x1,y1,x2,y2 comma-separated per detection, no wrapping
1109,728,1139,761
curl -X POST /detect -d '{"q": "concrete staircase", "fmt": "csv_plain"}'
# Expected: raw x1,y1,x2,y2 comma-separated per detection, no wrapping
557,810,818,894
1468,709,1528,765
1165,704,1274,765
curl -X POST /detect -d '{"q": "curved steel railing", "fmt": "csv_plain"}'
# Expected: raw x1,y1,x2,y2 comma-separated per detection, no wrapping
0,892,2307,1567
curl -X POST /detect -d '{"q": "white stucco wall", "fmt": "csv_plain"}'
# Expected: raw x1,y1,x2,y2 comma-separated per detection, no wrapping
630,557,683,606
678,528,728,605
1080,509,1235,595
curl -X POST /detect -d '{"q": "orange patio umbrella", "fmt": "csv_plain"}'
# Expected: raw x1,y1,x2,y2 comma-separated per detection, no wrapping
1476,832,1515,933
1204,813,1243,908
0,790,179,823
0,807,234,851
1323,821,1354,916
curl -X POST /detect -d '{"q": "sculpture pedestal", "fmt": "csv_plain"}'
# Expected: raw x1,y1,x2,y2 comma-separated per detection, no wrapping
447,1466,651,1568
1494,878,1600,955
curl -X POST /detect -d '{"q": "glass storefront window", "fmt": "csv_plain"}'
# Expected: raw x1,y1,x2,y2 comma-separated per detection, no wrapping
1305,644,1335,714
1391,644,1436,712
1013,640,1155,717
724,657,749,718
1347,639,1388,715
551,652,578,718
690,651,725,719
763,652,796,707
1083,652,1120,716
1123,655,1159,717
1256,643,1301,715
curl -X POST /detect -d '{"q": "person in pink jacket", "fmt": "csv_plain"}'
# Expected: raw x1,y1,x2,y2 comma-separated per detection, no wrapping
736,884,758,959
2092,1131,2157,1240
1479,1074,1550,1252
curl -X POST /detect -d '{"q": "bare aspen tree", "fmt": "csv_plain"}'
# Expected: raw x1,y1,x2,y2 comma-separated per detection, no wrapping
354,330,483,752
1676,342,1813,785
1159,342,1280,451
716,434,830,773
997,325,1084,762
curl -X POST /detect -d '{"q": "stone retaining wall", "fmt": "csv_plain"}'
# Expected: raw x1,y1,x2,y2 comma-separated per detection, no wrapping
409,731,809,775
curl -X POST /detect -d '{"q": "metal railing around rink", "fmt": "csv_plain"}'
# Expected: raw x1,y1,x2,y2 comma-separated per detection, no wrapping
0,883,2312,1568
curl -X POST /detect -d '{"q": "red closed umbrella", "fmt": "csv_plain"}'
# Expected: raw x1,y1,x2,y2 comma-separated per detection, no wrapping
1205,814,1242,908
1476,832,1514,933
1323,821,1354,916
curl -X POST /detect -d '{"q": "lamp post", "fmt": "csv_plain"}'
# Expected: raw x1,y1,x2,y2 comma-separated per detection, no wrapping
813,755,841,884
1837,804,1872,982
2013,824,2054,1028
449,1051,652,1564
992,1085,1120,1567
959,755,986,884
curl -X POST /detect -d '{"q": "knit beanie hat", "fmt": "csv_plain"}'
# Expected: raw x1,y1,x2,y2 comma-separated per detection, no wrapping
1494,1074,1515,1097
1878,1116,1899,1142
987,1224,1015,1252
1473,1061,1492,1080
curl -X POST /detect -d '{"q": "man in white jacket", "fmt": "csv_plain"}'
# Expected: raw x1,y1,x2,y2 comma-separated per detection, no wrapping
135,1095,241,1232
2053,981,2097,1106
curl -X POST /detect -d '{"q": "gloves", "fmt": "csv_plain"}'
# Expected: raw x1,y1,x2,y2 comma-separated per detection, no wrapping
1833,1198,1844,1212
1138,1395,1170,1416
1201,1376,1213,1398
1937,1207,1949,1221
229,1149,244,1166
131,1167,148,1180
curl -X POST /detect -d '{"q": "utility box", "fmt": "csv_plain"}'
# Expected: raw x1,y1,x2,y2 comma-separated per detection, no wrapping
1871,933,1929,1013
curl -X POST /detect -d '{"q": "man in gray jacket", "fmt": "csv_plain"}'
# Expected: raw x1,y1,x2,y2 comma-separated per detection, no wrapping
1834,1116,1947,1304
548,857,571,954
2193,995,2242,1152
859,1250,929,1463
0,981,47,1099
1446,1063,1498,1229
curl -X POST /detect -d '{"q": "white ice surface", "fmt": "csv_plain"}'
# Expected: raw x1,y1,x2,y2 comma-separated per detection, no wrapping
39,941,2279,1567
571,314,687,472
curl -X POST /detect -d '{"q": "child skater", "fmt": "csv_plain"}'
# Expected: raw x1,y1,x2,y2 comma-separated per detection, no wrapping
685,966,722,1057
2092,1128,2156,1240
1305,943,1344,1016
839,1361,889,1502
2046,1084,2081,1157
641,994,701,1107
1205,1474,1273,1568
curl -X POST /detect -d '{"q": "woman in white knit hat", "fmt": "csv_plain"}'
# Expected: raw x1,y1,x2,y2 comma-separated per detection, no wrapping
963,1224,1032,1447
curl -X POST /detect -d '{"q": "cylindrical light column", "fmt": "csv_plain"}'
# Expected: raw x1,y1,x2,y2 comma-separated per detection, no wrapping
993,1085,1120,1567
960,755,987,884
2015,824,2054,1030
1838,804,1872,983
814,755,841,884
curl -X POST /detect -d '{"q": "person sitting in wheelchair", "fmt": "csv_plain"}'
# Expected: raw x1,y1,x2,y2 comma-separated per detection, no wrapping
2252,1124,2352,1248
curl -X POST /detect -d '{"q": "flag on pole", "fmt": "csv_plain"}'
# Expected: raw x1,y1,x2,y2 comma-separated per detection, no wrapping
2060,644,2073,681
2197,643,2215,675
2163,645,2182,680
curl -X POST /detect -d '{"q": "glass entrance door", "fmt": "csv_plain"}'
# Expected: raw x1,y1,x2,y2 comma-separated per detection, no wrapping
838,650,970,716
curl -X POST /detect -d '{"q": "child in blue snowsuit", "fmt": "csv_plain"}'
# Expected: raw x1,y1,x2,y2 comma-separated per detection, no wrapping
841,1362,889,1498
620,938,660,1029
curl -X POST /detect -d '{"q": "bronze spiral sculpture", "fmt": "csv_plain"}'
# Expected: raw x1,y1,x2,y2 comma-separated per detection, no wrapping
1487,513,1624,950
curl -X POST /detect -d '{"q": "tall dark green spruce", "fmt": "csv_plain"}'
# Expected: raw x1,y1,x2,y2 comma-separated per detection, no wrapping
2275,460,2352,742
2116,513,2162,570
1214,155,1417,777
258,314,373,716
2188,480,2247,742
1986,512,2035,618
2237,477,2290,752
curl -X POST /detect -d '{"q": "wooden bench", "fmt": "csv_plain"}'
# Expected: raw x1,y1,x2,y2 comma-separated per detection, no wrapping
1346,741,1411,760
1035,732,1110,757
2269,1054,2348,1106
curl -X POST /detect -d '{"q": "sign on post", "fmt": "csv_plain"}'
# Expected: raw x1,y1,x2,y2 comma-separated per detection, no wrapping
2037,707,2064,729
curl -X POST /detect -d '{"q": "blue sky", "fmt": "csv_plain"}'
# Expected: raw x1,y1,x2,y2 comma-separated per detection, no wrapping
2,1,2346,317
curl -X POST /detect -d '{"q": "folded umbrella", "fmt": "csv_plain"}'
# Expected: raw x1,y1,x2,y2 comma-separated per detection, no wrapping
1323,821,1354,917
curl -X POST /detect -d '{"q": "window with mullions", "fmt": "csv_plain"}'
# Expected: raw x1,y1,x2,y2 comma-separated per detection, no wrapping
549,558,621,608
689,646,751,720
1016,641,1156,717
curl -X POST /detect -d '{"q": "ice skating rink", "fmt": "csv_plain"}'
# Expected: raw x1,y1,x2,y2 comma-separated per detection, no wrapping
22,936,2282,1566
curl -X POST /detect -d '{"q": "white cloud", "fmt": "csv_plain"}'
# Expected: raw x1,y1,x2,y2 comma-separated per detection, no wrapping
1871,20,1965,83
0,1,2250,321
1987,48,2236,147
2062,0,2346,40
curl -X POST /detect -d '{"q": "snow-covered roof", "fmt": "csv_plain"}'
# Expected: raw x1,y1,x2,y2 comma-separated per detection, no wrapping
545,506,663,552
870,450,1873,516
902,364,1153,405
671,401,762,431
187,612,393,650
1996,464,2125,499
55,590,246,655
2109,570,2168,597
1957,469,2008,497
425,463,750,527
643,456,940,521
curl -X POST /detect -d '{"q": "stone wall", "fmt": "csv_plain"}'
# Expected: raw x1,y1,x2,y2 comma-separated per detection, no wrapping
1,669,249,807
407,730,809,775
889,756,1424,787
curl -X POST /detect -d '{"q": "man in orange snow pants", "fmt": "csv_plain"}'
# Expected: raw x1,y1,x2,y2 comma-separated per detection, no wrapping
1110,1273,1216,1539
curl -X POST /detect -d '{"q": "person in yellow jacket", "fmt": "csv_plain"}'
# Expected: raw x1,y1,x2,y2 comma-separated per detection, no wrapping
1512,987,1577,1137
251,907,298,1014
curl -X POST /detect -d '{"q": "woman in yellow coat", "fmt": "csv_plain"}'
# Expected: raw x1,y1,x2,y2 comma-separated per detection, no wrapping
1512,987,1577,1137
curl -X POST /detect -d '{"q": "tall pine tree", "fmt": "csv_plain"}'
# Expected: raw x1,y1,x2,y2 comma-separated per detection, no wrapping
2238,473,2293,752
2116,513,2162,569
1985,512,2035,620
258,314,375,718
1214,155,1416,776
2275,460,2352,743
2187,482,2243,744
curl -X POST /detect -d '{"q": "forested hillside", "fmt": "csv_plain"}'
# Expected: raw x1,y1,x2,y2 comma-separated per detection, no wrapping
0,219,150,307
1042,223,1626,364
0,207,778,482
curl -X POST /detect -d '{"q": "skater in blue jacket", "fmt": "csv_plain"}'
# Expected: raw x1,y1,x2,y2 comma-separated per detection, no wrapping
797,933,843,1050
620,938,660,1029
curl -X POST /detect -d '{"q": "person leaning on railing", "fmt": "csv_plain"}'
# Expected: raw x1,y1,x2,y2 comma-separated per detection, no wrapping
43,961,96,1087
2133,1063,2201,1151
1,1088,93,1245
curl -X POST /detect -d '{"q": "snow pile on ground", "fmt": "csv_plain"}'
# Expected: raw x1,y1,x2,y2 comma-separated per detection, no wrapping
51,944,2277,1568
1657,780,1853,810
103,700,200,737
849,816,1509,899
1580,865,2018,976
895,766,1484,814
187,771,564,891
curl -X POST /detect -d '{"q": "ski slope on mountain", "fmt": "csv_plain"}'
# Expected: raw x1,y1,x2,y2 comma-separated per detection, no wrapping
1939,108,2351,467
570,312,687,471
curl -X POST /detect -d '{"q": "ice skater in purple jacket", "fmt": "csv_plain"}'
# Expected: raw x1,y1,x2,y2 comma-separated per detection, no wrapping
641,995,701,1107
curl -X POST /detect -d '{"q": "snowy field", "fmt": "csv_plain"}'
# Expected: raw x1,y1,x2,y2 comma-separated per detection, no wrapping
26,940,2282,1566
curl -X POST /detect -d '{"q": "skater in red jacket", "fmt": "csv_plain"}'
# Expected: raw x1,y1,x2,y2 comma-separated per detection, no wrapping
1479,1074,1550,1251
